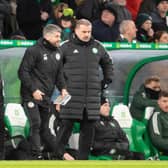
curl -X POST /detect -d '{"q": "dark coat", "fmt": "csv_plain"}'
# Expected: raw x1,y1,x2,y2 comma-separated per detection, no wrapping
91,115,129,156
60,34,113,120
92,19,119,42
16,0,52,40
0,0,11,38
136,28,152,42
150,11,168,32
18,38,66,102
148,107,168,153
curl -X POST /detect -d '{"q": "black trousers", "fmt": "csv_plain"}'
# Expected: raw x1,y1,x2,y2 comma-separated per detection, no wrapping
55,109,96,160
24,101,50,157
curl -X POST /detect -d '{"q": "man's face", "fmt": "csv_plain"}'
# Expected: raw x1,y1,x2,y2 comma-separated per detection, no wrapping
128,22,137,39
158,96,168,112
75,24,92,42
145,81,161,91
141,20,152,31
157,1,168,14
101,10,115,27
45,31,61,47
100,102,110,117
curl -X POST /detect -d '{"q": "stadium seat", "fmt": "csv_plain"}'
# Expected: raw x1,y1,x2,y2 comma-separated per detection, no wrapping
4,103,30,138
112,103,135,151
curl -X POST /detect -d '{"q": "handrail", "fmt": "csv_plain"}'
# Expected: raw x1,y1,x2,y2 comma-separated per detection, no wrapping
0,40,168,50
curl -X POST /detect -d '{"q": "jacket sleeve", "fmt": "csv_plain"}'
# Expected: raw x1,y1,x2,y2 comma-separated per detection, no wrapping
18,48,38,93
99,45,113,86
148,112,168,151
55,58,66,91
132,92,157,109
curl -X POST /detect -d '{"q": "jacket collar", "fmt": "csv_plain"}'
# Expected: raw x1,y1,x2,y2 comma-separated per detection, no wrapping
71,33,94,46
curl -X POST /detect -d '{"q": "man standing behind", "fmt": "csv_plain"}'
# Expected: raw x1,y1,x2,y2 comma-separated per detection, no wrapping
18,24,67,159
56,19,113,160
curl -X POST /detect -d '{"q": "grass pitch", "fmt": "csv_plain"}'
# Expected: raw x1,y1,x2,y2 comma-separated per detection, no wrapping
1,161,168,168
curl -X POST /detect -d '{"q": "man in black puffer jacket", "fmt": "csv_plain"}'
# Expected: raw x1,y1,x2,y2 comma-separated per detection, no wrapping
18,24,67,159
55,19,113,160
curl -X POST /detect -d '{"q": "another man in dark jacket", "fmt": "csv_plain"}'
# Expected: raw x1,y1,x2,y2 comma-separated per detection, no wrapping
91,97,129,158
91,97,144,160
130,76,161,121
148,91,168,154
18,24,67,159
0,73,5,159
55,19,113,160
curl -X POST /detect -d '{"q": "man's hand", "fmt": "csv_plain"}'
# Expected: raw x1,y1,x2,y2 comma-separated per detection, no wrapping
61,89,69,97
55,104,61,112
32,89,45,101
63,152,75,160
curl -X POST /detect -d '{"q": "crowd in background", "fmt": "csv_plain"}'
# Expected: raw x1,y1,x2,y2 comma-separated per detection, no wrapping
0,0,168,43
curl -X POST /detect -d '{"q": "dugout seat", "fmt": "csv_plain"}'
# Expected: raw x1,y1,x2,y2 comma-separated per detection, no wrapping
4,103,30,139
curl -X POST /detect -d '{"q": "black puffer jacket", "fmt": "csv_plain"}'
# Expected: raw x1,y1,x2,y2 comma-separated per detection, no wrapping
18,38,66,102
60,34,113,120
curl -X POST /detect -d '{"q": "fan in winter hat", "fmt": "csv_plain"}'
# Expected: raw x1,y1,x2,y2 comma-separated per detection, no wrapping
135,13,152,28
61,8,74,21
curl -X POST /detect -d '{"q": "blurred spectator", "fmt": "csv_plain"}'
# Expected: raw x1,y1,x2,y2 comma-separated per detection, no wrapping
117,20,137,42
130,76,161,121
153,30,168,43
61,0,77,12
136,13,154,42
150,0,168,32
148,91,168,155
105,0,132,23
47,2,69,25
75,0,102,21
10,0,18,35
0,0,12,38
92,4,119,42
126,0,143,21
16,0,53,40
58,8,76,41
9,29,26,40
138,0,157,15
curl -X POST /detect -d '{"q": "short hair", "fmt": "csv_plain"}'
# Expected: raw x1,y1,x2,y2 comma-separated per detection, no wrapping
119,20,134,34
43,24,62,37
158,91,168,99
144,76,160,85
75,19,92,29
